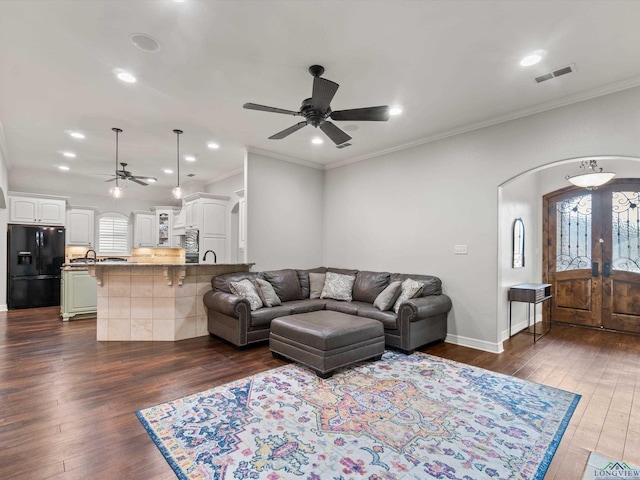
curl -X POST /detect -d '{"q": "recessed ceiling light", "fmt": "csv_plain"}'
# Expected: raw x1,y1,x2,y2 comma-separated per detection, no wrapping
184,155,196,162
58,166,70,171
520,50,546,67
69,132,85,139
62,152,76,158
145,178,157,183
163,168,173,174
116,71,137,83
174,0,186,3
389,106,403,116
311,137,323,145
130,34,161,52
207,142,220,149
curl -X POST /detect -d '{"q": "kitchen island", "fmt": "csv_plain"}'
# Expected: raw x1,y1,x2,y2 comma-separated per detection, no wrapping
88,263,253,341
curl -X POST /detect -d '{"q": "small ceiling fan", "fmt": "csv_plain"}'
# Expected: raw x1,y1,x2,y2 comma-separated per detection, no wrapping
243,65,389,145
105,162,157,186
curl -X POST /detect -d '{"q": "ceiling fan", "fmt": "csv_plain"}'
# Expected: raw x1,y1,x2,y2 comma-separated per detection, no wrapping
243,65,389,145
105,162,157,186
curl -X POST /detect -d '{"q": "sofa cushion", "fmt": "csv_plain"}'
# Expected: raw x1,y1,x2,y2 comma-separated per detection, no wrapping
255,278,281,307
373,280,402,311
390,273,442,296
263,269,302,302
328,267,359,276
309,273,326,299
296,267,327,299
249,305,293,328
325,300,371,315
393,278,424,313
213,271,262,294
283,299,327,314
352,271,391,303
229,279,263,311
321,272,356,301
357,305,398,329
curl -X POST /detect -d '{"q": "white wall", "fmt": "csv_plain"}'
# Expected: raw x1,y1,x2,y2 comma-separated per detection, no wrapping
246,152,324,271
0,142,8,310
324,85,640,353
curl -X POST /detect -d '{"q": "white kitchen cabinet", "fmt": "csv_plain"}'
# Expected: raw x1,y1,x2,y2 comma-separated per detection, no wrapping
181,193,230,263
9,193,67,226
60,269,97,320
66,208,95,246
132,212,155,248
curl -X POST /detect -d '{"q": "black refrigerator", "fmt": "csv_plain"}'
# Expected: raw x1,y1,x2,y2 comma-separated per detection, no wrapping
8,225,66,309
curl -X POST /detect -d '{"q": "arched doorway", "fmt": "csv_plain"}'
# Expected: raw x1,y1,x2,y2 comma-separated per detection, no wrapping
543,179,640,332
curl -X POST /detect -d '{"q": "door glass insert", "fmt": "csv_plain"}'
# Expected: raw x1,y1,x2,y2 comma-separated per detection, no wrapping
556,193,592,272
612,190,640,272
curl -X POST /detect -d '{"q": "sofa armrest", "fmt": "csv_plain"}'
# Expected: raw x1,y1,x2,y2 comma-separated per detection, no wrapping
400,294,452,322
203,290,250,318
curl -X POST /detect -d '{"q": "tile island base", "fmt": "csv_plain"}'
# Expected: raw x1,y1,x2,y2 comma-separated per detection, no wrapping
88,263,252,341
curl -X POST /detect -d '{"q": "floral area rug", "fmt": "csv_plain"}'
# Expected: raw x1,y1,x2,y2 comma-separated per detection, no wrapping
136,351,580,480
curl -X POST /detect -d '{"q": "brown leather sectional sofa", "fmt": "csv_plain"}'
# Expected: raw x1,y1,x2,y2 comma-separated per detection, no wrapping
203,267,452,353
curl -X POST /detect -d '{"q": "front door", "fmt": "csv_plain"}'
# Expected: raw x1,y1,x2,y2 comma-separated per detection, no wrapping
543,179,640,332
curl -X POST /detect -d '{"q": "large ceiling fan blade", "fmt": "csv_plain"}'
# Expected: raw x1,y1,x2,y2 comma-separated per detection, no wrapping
330,106,390,122
129,178,148,186
243,103,299,116
320,121,352,145
312,76,339,112
104,177,117,183
269,122,308,140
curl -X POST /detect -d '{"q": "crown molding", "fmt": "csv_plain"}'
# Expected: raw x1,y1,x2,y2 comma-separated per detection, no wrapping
326,75,640,170
246,146,324,170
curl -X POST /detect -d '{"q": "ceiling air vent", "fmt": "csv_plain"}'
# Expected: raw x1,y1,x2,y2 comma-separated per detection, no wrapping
336,143,352,149
534,64,576,84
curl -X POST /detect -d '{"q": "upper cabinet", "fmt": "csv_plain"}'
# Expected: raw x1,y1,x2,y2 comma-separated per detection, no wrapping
182,193,230,263
132,212,155,248
9,193,67,226
66,208,95,246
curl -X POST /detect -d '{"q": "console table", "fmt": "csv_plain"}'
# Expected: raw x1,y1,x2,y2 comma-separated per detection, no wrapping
508,283,552,342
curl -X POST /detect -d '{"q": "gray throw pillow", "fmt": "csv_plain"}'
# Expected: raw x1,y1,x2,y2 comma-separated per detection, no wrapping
255,278,281,307
373,280,402,311
309,272,326,299
393,278,424,313
229,279,263,311
320,272,355,301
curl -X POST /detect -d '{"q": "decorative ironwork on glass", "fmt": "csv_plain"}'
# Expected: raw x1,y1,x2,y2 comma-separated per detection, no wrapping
556,194,592,271
612,191,640,273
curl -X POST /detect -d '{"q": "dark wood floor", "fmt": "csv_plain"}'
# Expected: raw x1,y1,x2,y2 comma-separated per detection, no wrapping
1,307,639,479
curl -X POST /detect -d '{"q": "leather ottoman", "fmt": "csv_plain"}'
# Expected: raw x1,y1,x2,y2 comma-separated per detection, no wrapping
269,310,385,378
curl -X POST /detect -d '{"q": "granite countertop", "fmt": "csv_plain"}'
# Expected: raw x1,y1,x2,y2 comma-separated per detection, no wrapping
86,262,254,267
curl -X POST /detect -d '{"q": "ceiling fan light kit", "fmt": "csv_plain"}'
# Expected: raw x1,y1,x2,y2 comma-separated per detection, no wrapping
243,65,390,145
566,159,615,190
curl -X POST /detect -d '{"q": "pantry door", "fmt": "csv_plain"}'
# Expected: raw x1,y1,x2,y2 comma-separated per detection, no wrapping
543,179,640,332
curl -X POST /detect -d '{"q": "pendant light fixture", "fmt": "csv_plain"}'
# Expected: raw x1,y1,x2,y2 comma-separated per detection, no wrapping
109,128,124,198
565,159,615,190
172,129,183,199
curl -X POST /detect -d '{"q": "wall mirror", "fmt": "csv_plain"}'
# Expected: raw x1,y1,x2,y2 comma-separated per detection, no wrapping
513,217,525,268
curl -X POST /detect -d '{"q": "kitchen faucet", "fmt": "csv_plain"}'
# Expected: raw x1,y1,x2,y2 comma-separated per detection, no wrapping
85,249,97,260
203,250,217,263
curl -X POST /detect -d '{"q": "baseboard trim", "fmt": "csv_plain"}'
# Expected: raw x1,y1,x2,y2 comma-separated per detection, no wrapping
0,304,7,312
445,333,503,354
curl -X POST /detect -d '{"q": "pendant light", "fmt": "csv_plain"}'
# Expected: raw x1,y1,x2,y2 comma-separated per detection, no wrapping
109,128,124,198
172,129,183,199
565,159,615,190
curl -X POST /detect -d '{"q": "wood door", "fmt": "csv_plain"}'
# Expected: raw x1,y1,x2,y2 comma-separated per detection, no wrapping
544,179,640,332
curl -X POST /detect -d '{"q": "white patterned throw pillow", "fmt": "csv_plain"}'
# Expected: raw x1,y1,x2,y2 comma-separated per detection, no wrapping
229,279,264,311
320,272,355,301
255,278,281,307
393,278,424,313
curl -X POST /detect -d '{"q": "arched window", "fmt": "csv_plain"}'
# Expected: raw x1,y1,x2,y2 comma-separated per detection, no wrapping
98,212,129,256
